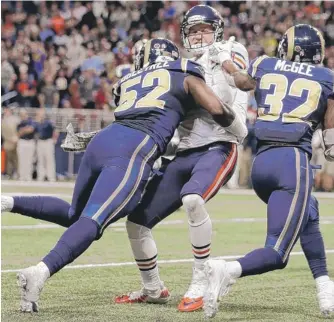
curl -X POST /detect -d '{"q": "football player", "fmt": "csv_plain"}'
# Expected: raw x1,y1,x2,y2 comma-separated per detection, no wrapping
202,24,334,318
12,38,245,313
115,5,249,312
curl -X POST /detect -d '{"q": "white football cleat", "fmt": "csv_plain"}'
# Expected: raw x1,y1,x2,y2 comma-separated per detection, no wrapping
203,259,235,318
17,266,47,313
1,195,13,213
115,283,170,304
178,266,207,312
317,280,334,316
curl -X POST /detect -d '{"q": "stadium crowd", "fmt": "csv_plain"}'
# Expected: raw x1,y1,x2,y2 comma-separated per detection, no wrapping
1,1,334,190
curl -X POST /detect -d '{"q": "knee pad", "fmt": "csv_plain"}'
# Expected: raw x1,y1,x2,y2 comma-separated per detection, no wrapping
182,194,209,226
126,220,152,240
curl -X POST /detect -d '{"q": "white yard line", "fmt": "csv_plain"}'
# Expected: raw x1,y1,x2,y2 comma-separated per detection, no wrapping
4,192,72,199
2,181,334,199
1,181,75,188
2,249,334,274
2,217,334,230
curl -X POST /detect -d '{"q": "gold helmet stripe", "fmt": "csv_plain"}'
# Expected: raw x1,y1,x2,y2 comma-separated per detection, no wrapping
286,26,295,61
143,40,152,67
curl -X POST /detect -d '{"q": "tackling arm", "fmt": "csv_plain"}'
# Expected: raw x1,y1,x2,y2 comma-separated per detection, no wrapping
184,75,235,127
184,75,247,139
323,98,334,161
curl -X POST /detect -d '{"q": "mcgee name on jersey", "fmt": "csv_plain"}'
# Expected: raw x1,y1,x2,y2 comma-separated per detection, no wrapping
274,60,315,77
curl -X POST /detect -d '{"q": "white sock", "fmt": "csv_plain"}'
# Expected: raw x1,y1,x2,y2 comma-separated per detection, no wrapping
227,261,242,279
316,275,330,291
37,261,50,281
3,196,14,212
183,194,212,270
126,221,162,295
189,217,212,270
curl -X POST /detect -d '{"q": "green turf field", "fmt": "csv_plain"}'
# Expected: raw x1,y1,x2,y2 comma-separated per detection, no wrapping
1,183,334,322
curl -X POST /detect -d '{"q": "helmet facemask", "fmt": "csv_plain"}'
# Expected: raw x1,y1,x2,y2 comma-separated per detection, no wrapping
182,20,224,56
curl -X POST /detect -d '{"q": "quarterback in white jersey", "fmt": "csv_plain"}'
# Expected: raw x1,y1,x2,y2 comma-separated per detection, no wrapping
115,5,249,312
178,38,248,152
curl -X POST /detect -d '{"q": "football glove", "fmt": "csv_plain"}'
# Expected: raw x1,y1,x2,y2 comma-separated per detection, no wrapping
61,123,98,152
209,36,235,66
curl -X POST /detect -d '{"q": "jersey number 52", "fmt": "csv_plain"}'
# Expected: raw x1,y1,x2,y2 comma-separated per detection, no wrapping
257,74,322,125
116,69,171,112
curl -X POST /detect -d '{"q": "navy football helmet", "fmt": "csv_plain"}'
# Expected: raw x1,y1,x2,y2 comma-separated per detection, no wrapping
134,38,180,71
277,24,325,65
181,5,224,53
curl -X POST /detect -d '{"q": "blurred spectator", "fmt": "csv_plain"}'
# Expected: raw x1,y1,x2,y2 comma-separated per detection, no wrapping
17,109,37,181
16,72,37,107
1,108,20,179
51,3,65,35
81,48,104,75
68,79,82,109
79,70,99,109
55,69,70,106
95,78,112,110
35,109,57,181
1,51,16,94
38,75,59,109
77,2,97,30
66,35,86,70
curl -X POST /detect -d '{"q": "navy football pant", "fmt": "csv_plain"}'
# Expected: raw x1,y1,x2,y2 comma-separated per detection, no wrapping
70,123,157,235
42,123,158,275
238,147,316,276
128,142,237,228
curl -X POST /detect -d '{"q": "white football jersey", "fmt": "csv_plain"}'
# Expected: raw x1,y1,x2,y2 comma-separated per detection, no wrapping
176,41,249,152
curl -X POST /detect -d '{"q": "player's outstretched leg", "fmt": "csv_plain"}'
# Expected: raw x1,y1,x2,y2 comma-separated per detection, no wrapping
1,195,73,227
203,147,312,318
115,220,170,304
300,196,334,315
178,194,212,312
17,128,157,312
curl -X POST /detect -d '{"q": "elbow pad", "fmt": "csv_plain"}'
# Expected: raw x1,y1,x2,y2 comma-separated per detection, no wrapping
323,128,334,162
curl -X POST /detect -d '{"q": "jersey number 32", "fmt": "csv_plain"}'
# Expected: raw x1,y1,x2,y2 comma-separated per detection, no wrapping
257,74,321,125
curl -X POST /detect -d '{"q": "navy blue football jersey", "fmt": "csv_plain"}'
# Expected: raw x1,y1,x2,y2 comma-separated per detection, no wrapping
114,58,204,154
248,55,334,155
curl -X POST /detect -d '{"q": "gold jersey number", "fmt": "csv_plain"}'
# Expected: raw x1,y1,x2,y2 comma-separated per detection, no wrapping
116,69,171,112
257,73,322,126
